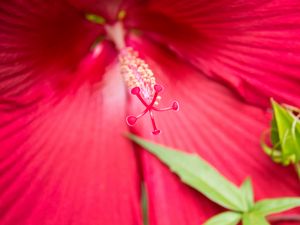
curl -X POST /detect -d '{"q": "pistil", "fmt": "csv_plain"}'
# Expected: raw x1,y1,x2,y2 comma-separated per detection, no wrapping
119,47,179,135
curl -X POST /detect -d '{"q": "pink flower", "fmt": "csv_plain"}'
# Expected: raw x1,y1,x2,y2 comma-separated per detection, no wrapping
1,0,300,224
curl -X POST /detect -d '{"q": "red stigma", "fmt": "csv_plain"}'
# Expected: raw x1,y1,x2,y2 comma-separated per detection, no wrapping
126,84,179,135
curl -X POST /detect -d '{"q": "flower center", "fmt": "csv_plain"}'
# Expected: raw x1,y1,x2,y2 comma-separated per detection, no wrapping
119,47,179,135
105,21,179,135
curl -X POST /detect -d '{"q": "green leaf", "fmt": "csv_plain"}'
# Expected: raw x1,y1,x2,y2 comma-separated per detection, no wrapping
270,107,280,148
242,212,270,225
253,198,300,215
271,100,300,164
241,178,254,209
128,134,247,211
85,14,106,24
203,211,241,225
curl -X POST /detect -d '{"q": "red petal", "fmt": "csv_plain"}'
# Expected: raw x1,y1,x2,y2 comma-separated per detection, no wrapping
127,1,300,108
0,0,103,97
129,38,300,225
0,66,142,225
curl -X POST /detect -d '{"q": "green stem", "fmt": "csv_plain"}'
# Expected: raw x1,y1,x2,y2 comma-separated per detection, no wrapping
268,214,300,223
141,183,149,225
295,163,300,180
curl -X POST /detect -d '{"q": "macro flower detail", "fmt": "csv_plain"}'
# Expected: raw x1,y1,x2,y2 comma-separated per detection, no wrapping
1,1,300,225
119,47,179,134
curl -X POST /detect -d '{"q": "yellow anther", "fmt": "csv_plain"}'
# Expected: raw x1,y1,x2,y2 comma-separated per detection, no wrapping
118,10,126,20
119,47,157,101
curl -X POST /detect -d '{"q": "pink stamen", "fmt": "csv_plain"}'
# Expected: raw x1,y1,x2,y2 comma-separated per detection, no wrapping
126,84,179,135
150,111,160,135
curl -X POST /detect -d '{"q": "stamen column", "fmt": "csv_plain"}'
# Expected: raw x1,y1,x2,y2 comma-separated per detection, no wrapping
119,47,179,135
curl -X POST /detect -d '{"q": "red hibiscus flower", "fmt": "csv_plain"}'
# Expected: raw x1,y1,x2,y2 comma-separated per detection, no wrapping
1,0,300,225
